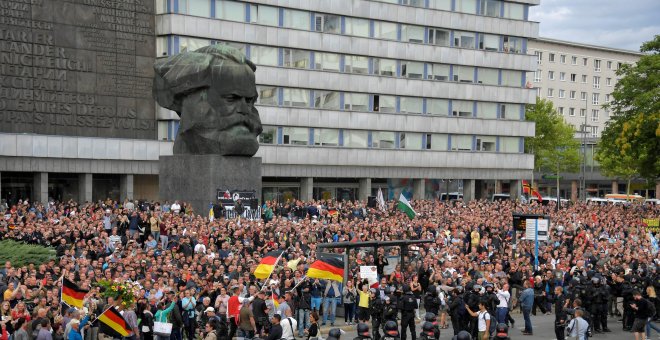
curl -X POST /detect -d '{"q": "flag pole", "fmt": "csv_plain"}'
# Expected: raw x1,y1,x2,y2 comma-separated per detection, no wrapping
287,275,307,293
260,251,284,291
90,304,113,324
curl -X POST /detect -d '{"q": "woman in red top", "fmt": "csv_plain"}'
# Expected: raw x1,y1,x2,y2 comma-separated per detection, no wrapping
11,302,30,326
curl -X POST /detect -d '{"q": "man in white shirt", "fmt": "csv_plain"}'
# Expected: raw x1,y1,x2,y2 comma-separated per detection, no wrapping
171,201,181,214
279,315,298,340
496,283,511,325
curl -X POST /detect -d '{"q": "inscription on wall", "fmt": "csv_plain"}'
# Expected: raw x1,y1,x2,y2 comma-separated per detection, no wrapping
0,0,156,139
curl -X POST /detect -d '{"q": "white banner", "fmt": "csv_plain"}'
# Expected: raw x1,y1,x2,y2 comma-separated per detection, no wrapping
360,266,379,288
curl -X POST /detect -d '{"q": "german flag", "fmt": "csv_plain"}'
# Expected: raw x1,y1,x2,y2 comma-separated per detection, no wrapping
98,307,132,337
254,250,283,279
307,255,344,282
522,180,543,201
271,292,280,309
61,278,88,308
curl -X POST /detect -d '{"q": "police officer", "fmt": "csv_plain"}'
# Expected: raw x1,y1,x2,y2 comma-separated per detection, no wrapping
622,274,635,331
465,285,481,338
553,286,568,340
370,289,384,340
590,277,611,333
448,286,466,336
383,296,398,325
399,285,418,340
423,286,440,317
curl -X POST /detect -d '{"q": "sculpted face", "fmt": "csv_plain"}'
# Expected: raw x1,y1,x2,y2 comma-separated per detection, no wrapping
176,62,262,155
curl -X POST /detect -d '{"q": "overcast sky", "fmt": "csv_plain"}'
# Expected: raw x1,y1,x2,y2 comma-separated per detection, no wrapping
529,0,660,51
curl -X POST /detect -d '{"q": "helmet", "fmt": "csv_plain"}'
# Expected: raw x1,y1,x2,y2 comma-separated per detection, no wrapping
496,323,508,334
592,277,600,285
484,283,494,290
403,284,411,293
427,286,437,294
473,285,482,291
424,312,436,322
454,330,472,340
369,288,377,294
454,286,464,294
422,321,435,335
356,323,370,337
384,321,399,336
328,328,342,339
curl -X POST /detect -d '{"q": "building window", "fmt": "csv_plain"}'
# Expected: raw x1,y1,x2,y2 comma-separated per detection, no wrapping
580,108,586,117
591,126,598,138
429,28,450,46
314,128,339,146
345,17,370,37
581,91,587,101
283,48,310,69
569,108,575,116
283,88,310,107
250,45,278,66
593,76,601,89
534,70,542,82
500,103,521,120
591,109,599,122
315,52,341,71
344,93,369,111
251,4,278,26
282,127,309,145
481,0,501,16
344,55,369,74
534,51,543,65
256,86,278,106
157,120,179,141
374,21,398,40
283,8,309,30
592,93,599,105
215,41,246,53
314,91,340,110
181,0,210,16
594,59,601,72
558,90,565,98
558,107,564,115
455,0,477,14
401,25,425,43
501,70,522,87
401,61,424,79
503,36,523,53
500,137,519,153
399,132,422,149
427,99,449,115
559,72,566,81
607,61,613,69
452,100,473,117
430,134,448,150
402,0,425,7
476,136,496,151
451,135,473,151
572,56,577,65
583,57,588,66
428,63,450,81
606,77,612,86
569,91,576,100
429,0,452,11
549,53,555,62
215,0,243,21
477,102,497,119
156,37,168,56
400,97,423,114
453,66,475,83
179,37,209,53
547,88,554,97
259,126,277,144
454,31,476,49
503,1,524,19
548,71,555,80
478,68,499,85
560,55,566,63
570,73,576,82
314,14,340,33
372,131,396,148
581,75,587,83
373,58,397,76
479,34,500,51
605,94,611,103
344,130,368,148
373,95,396,113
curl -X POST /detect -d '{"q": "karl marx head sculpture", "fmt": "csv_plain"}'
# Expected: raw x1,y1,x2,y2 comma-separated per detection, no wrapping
153,45,263,156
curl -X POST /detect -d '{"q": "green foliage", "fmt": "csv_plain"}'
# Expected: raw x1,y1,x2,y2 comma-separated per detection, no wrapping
525,97,580,174
598,35,660,181
0,240,56,267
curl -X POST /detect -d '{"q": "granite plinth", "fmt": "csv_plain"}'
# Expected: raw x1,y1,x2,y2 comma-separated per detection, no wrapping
159,155,262,214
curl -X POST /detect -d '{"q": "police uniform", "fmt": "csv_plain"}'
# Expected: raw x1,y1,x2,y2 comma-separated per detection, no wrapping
399,290,418,340
370,296,384,340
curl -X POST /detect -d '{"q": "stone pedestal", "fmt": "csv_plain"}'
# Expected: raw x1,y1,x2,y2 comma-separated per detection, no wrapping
159,155,262,215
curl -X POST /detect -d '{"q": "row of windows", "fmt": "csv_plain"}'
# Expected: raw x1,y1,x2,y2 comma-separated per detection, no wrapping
534,51,624,72
533,70,612,88
258,126,523,152
159,0,528,54
556,107,604,124
376,0,528,21
254,86,524,120
543,89,610,106
162,38,527,88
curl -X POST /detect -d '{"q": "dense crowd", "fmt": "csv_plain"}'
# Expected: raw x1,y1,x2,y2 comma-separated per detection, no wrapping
0,196,658,340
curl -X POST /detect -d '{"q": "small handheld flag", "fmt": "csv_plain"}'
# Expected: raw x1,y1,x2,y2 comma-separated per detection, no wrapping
61,278,88,308
98,306,132,337
254,250,284,279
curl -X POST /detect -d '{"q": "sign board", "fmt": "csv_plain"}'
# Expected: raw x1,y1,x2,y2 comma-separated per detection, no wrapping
524,218,549,241
359,266,379,288
644,218,660,232
217,189,257,208
382,256,399,276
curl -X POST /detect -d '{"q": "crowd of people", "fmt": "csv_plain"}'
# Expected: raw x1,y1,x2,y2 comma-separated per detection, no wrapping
0,196,658,340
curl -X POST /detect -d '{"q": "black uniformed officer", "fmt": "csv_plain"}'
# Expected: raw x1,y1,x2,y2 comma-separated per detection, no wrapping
399,285,418,340
423,286,440,317
370,289,384,340
553,286,568,340
590,277,611,332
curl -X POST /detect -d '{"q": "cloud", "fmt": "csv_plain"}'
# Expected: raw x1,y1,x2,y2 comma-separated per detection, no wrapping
529,0,659,51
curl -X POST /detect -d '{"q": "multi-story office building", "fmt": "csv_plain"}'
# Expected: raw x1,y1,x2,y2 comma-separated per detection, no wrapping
0,0,539,204
526,38,647,199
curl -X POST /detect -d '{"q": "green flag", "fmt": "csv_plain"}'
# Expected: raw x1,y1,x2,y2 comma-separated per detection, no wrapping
397,193,416,219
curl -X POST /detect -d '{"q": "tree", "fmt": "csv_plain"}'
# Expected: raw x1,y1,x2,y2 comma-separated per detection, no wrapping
597,35,660,183
525,97,580,199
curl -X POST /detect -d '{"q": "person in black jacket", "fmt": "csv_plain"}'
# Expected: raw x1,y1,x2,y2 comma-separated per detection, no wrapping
265,314,283,340
252,291,270,337
631,290,656,340
552,286,568,340
370,290,384,340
